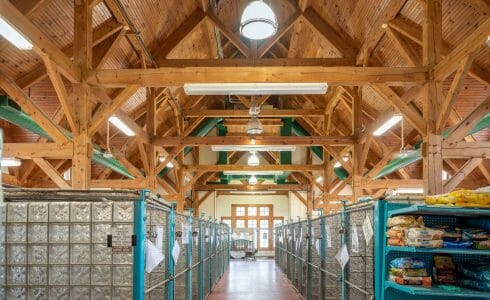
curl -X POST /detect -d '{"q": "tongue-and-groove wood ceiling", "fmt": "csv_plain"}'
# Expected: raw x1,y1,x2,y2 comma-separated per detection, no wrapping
0,0,488,206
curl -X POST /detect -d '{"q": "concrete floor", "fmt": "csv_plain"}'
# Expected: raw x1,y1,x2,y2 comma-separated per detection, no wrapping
207,259,302,300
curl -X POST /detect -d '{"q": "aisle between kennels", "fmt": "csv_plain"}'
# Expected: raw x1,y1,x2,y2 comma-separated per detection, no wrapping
207,259,302,300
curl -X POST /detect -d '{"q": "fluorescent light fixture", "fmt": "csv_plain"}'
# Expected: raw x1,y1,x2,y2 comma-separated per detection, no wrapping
333,161,342,168
330,200,353,204
211,145,296,152
108,116,135,136
247,151,260,166
1,157,21,167
248,175,258,185
0,17,33,50
223,171,284,176
394,188,424,194
158,156,174,168
183,83,328,95
240,0,277,40
63,169,71,180
373,114,403,136
230,191,276,195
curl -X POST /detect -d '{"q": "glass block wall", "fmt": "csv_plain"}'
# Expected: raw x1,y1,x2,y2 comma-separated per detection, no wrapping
0,190,138,300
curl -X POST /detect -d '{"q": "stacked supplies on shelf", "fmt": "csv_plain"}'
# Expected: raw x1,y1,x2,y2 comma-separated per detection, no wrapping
386,215,424,246
426,188,490,207
433,255,457,285
405,227,444,248
389,257,432,287
463,228,490,250
459,264,490,292
433,226,473,249
386,215,444,248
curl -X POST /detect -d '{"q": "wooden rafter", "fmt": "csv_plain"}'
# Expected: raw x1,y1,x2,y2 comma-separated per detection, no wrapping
444,95,490,145
154,8,206,59
0,0,80,82
16,18,123,89
371,84,426,135
356,0,408,65
389,17,490,85
436,54,475,131
32,158,71,189
443,158,483,193
0,70,70,144
434,17,490,80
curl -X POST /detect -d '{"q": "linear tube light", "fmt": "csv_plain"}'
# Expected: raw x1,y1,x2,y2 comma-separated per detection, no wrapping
183,83,328,95
394,188,424,195
230,191,277,195
158,156,174,168
0,17,33,50
212,145,296,152
223,171,284,176
1,157,22,167
108,116,135,136
373,114,403,136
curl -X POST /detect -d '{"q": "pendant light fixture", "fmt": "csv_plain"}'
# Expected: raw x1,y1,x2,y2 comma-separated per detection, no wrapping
240,1,278,40
248,174,258,185
247,151,260,166
246,115,264,135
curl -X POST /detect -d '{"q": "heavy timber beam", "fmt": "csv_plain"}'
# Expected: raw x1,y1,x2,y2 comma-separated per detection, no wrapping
183,165,324,172
153,136,354,147
445,95,490,145
356,0,408,65
362,179,423,189
183,109,323,118
156,58,356,68
423,0,444,196
86,66,427,87
3,143,73,159
443,158,484,193
32,158,71,189
442,142,490,159
371,84,426,135
434,17,490,80
71,0,92,189
153,8,206,59
0,70,70,143
193,184,308,191
388,17,490,85
16,18,123,89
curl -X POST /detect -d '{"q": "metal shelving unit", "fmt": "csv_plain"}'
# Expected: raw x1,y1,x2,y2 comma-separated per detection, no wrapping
375,200,490,300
